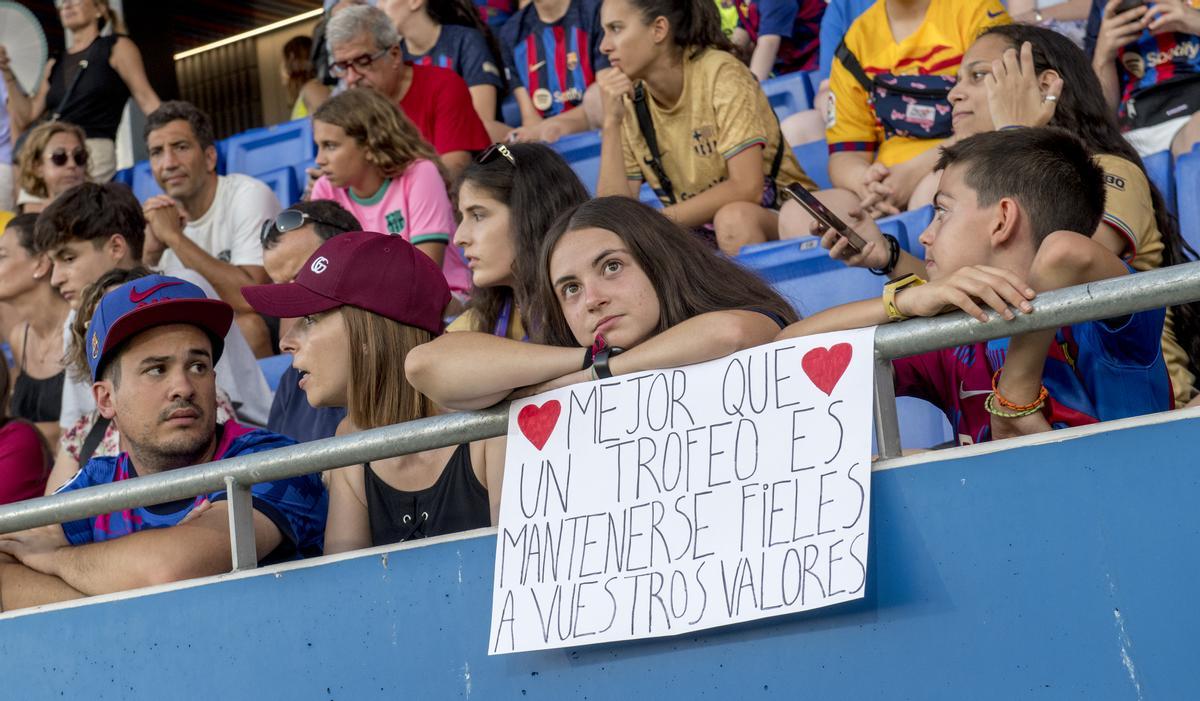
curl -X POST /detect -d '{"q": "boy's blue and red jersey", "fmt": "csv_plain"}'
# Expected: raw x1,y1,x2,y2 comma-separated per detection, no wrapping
737,0,825,76
403,24,505,92
893,306,1172,445
498,0,609,118
57,421,328,563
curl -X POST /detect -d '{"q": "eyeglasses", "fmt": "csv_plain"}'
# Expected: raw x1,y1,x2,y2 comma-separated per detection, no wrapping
260,209,341,247
328,47,392,78
476,143,516,167
48,147,88,168
55,0,85,8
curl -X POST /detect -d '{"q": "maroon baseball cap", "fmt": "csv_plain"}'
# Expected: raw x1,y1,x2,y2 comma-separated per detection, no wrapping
241,231,451,334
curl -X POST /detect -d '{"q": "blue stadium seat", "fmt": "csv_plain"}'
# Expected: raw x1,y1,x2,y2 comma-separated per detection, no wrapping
130,160,164,202
871,397,956,453
1143,149,1175,216
256,166,301,209
223,119,316,179
500,94,521,128
793,140,830,190
877,205,934,258
761,72,812,121
1174,147,1200,252
1,342,12,367
551,129,602,194
738,235,886,316
258,354,292,393
638,183,662,208
112,167,133,187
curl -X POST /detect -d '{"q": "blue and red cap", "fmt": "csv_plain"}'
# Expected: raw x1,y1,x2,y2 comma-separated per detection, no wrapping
87,274,234,381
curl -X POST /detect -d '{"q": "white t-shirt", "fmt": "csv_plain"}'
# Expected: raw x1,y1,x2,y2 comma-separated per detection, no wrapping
158,174,281,273
58,269,274,429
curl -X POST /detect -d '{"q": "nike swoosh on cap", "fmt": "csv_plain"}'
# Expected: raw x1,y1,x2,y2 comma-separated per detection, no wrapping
129,280,184,304
986,9,1004,18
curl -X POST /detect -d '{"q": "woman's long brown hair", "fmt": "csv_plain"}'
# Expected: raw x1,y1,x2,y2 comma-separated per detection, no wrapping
531,197,798,347
342,306,438,429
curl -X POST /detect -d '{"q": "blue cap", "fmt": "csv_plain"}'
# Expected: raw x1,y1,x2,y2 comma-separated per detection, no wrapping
87,275,234,381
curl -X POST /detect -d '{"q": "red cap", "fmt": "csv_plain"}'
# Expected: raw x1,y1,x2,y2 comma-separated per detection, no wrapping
241,231,450,334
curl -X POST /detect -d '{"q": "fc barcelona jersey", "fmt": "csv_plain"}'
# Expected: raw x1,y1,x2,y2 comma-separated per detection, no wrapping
499,0,609,118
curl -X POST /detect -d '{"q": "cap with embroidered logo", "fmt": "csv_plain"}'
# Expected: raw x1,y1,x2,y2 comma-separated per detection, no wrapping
88,274,234,381
240,230,450,334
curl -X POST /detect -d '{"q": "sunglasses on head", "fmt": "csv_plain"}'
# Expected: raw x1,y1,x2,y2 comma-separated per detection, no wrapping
260,209,341,246
476,143,516,167
49,147,88,168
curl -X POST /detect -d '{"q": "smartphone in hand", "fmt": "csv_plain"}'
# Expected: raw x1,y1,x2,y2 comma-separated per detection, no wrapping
781,184,868,252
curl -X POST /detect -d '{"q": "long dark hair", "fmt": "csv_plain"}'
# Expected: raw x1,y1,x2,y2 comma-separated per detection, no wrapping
981,24,1200,390
458,143,590,335
532,197,798,347
626,0,733,55
426,0,506,88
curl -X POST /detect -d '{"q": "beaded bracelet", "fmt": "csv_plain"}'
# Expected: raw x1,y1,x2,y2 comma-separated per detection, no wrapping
983,392,1045,419
990,369,1049,412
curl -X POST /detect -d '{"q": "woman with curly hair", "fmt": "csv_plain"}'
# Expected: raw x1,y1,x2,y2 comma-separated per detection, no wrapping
16,121,89,214
309,87,467,298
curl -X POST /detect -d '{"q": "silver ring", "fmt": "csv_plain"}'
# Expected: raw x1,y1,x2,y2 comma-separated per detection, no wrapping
1043,95,1057,103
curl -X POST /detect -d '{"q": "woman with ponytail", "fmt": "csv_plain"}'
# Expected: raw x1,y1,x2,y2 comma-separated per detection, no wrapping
0,0,160,184
592,0,815,256
384,0,512,141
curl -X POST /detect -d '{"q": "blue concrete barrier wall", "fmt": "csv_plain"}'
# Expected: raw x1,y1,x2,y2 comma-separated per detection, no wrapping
3,414,1198,699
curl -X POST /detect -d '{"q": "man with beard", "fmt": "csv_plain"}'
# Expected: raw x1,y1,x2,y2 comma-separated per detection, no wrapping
0,276,327,611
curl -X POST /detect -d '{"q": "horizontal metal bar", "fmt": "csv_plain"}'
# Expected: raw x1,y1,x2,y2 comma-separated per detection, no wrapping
2,261,1198,537
0,406,508,536
874,261,1200,360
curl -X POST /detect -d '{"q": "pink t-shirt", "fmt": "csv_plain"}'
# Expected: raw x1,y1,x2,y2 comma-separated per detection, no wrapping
310,159,470,295
0,420,47,505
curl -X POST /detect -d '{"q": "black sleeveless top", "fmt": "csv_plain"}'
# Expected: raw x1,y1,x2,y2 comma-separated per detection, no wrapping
9,325,64,425
45,35,131,140
364,443,490,546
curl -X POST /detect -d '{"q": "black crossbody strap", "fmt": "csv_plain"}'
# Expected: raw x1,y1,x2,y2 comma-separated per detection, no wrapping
78,416,111,465
835,40,874,94
51,42,96,121
632,82,677,205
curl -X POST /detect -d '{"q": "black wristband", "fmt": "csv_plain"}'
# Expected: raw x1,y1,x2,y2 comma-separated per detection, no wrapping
869,233,901,277
592,346,625,379
582,346,594,370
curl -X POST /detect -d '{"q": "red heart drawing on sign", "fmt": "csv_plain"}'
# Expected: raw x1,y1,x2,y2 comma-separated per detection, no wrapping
517,400,561,450
802,343,853,396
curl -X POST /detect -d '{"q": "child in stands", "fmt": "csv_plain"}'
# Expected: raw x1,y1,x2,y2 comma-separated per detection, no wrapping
593,0,815,255
735,0,825,81
499,0,610,143
406,196,797,410
450,142,590,338
387,0,512,140
797,0,1008,227
1087,0,1200,158
809,24,1200,406
778,128,1172,445
243,232,506,550
309,88,470,301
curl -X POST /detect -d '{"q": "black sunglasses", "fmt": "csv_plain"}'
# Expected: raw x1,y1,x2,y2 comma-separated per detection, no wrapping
476,143,516,167
260,209,340,246
49,147,88,168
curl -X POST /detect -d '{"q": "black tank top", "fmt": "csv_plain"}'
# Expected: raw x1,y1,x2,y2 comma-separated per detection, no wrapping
9,325,64,424
364,443,490,546
44,35,131,140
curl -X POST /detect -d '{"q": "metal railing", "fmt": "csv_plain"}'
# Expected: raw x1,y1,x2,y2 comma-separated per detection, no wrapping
3,261,1199,570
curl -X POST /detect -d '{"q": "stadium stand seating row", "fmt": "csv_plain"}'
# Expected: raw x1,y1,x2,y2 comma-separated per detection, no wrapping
111,71,1192,450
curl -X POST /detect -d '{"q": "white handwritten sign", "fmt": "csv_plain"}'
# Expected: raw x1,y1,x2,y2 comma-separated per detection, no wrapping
489,329,875,654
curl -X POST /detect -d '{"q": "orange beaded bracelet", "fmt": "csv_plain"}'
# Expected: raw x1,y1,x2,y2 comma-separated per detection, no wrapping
990,369,1049,412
